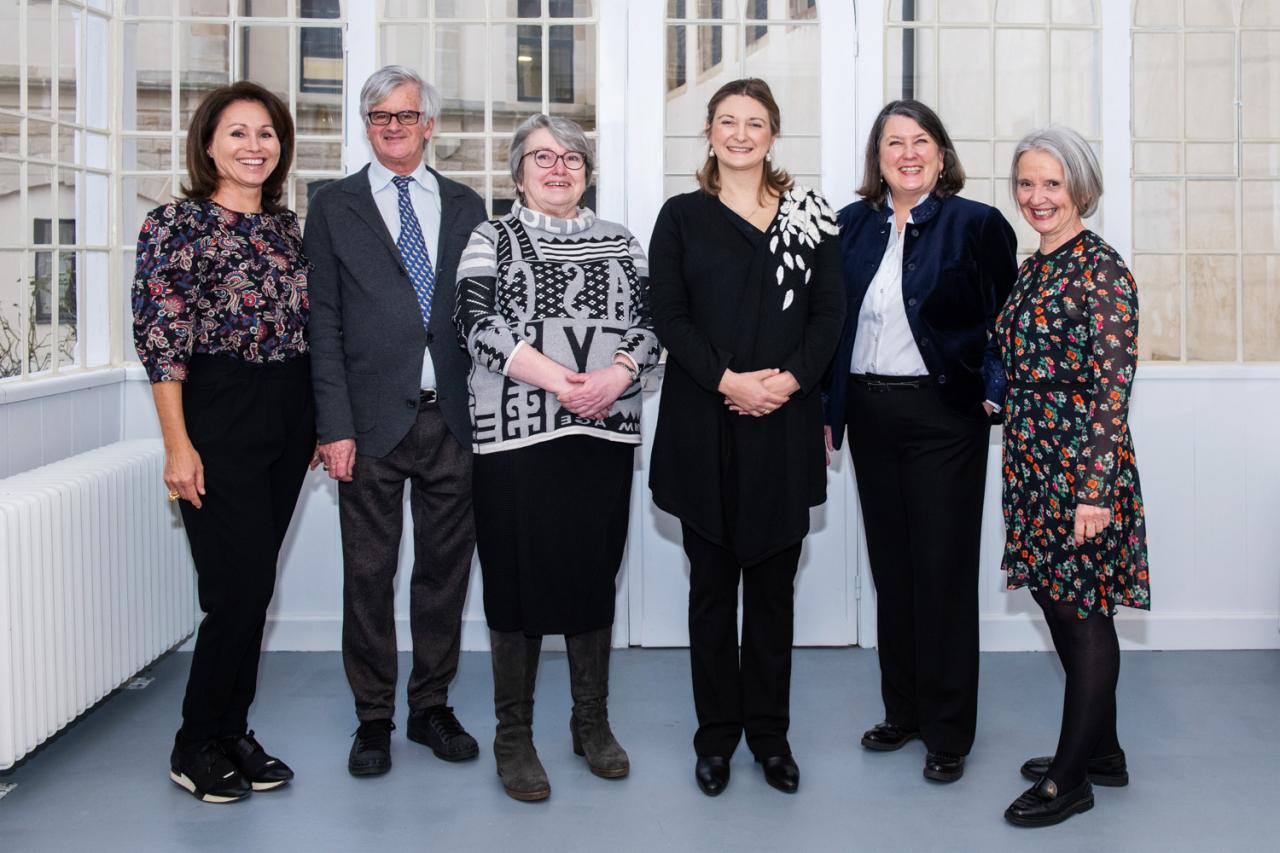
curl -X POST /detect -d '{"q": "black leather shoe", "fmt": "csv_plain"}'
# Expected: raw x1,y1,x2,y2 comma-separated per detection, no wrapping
860,722,920,752
755,754,799,794
923,751,965,782
407,705,479,762
348,719,393,777
1020,751,1128,787
1005,777,1094,827
218,731,294,791
695,756,731,797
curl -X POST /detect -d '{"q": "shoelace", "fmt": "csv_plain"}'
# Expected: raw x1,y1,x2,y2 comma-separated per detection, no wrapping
427,707,467,740
354,721,394,749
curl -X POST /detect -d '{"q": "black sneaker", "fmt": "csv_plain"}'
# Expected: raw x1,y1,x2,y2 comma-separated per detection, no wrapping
407,705,479,762
218,731,294,791
349,719,394,777
170,740,252,803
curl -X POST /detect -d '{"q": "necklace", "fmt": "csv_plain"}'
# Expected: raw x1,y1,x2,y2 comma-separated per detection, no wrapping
721,192,771,224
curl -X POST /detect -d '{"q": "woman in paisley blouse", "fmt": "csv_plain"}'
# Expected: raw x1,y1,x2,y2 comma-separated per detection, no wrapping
132,82,313,804
648,78,845,797
998,126,1150,827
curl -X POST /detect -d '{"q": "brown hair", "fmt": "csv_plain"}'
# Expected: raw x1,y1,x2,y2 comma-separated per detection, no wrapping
695,78,792,201
182,81,295,214
856,99,965,211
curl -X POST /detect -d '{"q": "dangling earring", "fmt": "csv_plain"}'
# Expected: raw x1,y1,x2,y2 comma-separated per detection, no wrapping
708,146,716,159
766,148,774,162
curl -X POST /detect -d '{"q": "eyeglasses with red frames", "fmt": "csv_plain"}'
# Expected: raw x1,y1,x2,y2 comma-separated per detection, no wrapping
367,110,424,126
522,149,587,170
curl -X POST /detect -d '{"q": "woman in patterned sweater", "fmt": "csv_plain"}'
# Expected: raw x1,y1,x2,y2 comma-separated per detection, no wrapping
455,114,660,802
999,126,1150,827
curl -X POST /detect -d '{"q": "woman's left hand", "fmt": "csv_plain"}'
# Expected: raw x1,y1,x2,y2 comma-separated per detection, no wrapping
1073,502,1112,545
727,371,800,416
557,364,633,420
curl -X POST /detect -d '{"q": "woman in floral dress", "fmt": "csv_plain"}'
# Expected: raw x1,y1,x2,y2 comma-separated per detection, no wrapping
998,126,1150,828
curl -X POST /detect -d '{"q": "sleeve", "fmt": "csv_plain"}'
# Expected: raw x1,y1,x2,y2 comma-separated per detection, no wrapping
302,193,356,444
454,222,526,376
648,198,734,392
978,205,1019,406
613,234,661,376
131,204,202,383
1076,251,1140,505
780,194,847,395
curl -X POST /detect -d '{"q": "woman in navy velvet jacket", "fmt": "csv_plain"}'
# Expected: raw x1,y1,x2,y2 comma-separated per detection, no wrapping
823,99,1017,785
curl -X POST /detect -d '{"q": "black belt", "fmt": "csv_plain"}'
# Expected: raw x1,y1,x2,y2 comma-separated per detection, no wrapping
1007,380,1090,393
849,373,934,392
419,389,438,404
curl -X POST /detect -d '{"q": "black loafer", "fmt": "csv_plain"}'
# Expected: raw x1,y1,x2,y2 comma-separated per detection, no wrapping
407,705,479,762
1020,751,1128,787
755,754,799,794
695,755,731,797
860,722,920,752
348,719,393,777
1005,777,1094,827
923,750,965,783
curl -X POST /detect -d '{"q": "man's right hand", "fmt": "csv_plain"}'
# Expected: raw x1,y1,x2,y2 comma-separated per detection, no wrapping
316,439,357,482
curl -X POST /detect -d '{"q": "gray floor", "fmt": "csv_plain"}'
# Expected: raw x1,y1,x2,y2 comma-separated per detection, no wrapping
1,648,1278,853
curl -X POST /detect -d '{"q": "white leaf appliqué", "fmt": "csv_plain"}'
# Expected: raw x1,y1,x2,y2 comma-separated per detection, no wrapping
782,289,794,310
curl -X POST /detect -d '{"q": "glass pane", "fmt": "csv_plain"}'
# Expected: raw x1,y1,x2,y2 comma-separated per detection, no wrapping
28,1,54,115
1184,180,1236,251
1133,141,1181,175
240,0,289,14
295,139,342,171
994,29,1047,139
1184,33,1235,142
1185,0,1235,26
1243,143,1280,177
381,23,428,71
86,131,109,169
240,25,288,105
887,0,937,23
434,136,488,173
666,23,690,94
294,176,337,226
939,29,992,138
0,113,20,156
434,0,480,15
300,0,343,17
742,24,820,136
1242,0,1280,25
1241,31,1280,140
1132,33,1180,139
433,24,486,132
0,3,18,109
58,126,76,164
492,173,517,215
1185,254,1236,361
786,0,818,21
1133,180,1183,251
1242,256,1280,359
125,23,172,132
940,0,991,22
548,24,595,132
1242,180,1280,252
1050,29,1100,138
954,139,993,178
772,136,820,176
179,15,232,130
663,136,707,178
497,0,593,15
0,162,18,246
0,250,23,378
1132,0,1179,27
1051,0,1096,25
490,135,513,172
28,118,54,160
1131,254,1182,360
1185,142,1235,175
885,26,937,106
85,13,110,129
995,0,1047,24
123,136,172,171
298,27,344,133
383,0,430,15
694,23,738,88
58,4,81,124
492,23,536,132
121,175,174,248
179,0,231,13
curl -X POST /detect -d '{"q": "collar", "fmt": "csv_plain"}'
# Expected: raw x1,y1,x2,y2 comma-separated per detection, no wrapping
511,200,596,235
884,191,934,225
368,159,438,197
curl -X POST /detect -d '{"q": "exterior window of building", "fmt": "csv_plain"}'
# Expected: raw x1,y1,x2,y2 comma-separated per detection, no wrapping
884,1,1102,254
0,0,112,379
380,0,598,217
664,0,823,200
1131,0,1280,362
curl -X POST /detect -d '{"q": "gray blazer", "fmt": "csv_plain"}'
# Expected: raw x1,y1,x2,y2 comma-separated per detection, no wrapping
306,164,487,457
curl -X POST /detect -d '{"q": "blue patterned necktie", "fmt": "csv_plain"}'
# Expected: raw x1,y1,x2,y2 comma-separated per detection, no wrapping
392,175,436,331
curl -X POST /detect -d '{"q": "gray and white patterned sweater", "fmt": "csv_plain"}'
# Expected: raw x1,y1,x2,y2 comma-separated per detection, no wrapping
455,203,660,454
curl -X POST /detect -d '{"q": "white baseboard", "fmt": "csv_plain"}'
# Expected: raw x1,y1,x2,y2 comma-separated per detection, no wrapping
247,612,1280,653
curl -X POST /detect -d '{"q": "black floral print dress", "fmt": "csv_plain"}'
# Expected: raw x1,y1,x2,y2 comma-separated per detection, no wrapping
995,230,1150,618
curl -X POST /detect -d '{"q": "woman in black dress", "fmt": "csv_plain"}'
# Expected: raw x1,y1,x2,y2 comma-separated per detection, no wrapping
133,82,313,803
999,125,1149,827
648,78,845,797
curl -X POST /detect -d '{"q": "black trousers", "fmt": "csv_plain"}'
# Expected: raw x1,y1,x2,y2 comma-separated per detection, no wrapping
844,377,989,755
339,400,474,722
683,523,802,759
177,354,315,744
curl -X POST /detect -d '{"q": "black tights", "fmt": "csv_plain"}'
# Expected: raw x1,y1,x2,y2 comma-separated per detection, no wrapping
1032,589,1122,789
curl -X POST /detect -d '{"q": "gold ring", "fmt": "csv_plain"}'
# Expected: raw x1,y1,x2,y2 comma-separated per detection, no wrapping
167,491,180,502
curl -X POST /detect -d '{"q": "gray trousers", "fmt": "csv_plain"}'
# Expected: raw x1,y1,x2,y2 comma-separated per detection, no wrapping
339,400,475,721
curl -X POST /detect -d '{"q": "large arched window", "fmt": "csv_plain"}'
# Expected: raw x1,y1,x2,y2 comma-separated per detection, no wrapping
663,0,822,199
380,0,598,216
1131,0,1280,361
884,0,1102,253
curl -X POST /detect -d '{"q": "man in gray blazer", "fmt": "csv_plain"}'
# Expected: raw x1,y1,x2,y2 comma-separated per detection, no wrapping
306,65,487,777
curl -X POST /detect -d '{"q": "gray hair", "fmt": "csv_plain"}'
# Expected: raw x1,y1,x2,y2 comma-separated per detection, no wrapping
509,113,593,202
359,65,441,126
1009,126,1103,218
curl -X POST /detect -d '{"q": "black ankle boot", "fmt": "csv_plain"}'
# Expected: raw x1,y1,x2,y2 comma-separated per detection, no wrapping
490,630,550,801
565,627,629,779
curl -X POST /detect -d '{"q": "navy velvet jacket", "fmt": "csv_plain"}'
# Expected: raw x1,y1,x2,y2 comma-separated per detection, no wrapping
824,193,1017,450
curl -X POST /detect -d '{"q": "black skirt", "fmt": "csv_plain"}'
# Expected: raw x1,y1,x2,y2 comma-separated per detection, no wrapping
473,436,634,635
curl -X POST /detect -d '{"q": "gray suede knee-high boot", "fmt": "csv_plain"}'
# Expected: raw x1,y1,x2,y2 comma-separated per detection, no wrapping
490,629,550,801
565,626,629,779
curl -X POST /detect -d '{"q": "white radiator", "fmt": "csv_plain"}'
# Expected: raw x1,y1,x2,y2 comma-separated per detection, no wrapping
0,439,196,769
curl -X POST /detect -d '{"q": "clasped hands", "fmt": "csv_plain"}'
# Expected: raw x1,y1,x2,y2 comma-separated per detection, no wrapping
556,363,634,421
721,368,799,417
